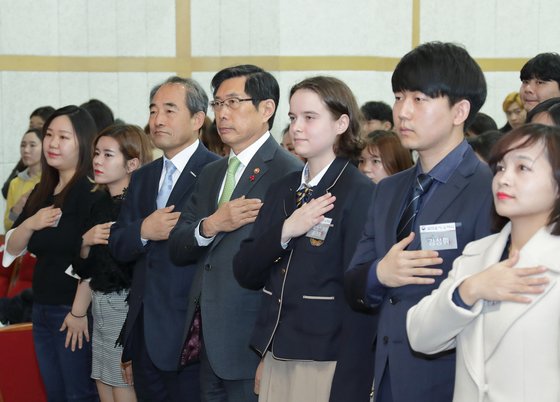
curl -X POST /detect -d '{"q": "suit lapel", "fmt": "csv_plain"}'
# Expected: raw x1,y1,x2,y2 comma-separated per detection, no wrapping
148,157,164,211
460,226,510,389
210,136,279,248
482,227,560,360
229,136,278,201
167,144,211,208
383,169,416,249
412,150,479,249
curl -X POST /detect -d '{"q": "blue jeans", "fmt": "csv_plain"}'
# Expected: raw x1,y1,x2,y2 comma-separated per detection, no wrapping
32,303,98,402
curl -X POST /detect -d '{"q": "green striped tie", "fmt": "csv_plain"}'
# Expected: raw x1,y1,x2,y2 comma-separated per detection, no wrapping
218,156,241,206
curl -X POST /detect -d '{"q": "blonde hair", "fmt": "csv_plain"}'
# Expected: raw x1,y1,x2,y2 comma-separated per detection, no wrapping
502,92,523,112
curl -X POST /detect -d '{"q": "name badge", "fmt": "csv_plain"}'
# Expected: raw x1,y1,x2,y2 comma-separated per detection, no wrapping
306,217,332,246
419,222,458,251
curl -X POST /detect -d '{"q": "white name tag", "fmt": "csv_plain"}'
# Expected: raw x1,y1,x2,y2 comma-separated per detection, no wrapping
306,217,332,241
419,222,458,251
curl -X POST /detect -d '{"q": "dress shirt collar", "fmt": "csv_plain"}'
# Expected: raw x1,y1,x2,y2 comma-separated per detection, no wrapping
162,139,200,173
226,131,271,168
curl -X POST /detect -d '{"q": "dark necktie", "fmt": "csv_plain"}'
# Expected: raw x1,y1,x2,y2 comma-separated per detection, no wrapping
296,185,313,208
396,173,434,241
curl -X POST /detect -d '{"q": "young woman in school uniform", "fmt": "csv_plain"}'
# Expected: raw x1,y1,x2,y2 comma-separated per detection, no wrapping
234,76,375,402
3,105,101,401
407,124,560,402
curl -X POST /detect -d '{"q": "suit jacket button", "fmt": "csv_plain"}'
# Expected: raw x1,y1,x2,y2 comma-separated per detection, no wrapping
204,264,211,271
389,297,400,305
383,336,389,344
280,268,286,275
357,298,365,305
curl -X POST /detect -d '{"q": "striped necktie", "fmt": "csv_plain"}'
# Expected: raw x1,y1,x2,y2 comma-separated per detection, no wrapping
396,173,434,241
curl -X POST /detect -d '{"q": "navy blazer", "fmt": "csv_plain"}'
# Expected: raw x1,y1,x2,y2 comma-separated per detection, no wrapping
109,142,219,371
169,136,302,380
345,147,493,402
233,158,377,402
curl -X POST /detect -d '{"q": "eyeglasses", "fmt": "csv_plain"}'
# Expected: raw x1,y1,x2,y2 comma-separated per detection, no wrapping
209,97,253,111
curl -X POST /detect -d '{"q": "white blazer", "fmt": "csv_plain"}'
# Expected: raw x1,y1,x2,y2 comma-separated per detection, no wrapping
406,222,560,402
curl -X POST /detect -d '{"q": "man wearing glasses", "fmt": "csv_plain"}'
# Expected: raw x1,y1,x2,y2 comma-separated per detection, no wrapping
170,65,302,402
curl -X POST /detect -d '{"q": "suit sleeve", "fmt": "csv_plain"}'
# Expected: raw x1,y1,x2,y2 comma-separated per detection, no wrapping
406,253,483,354
108,172,147,264
232,183,291,290
168,176,209,266
344,184,388,309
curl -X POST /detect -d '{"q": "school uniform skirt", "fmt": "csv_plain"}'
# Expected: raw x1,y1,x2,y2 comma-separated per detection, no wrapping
90,290,130,387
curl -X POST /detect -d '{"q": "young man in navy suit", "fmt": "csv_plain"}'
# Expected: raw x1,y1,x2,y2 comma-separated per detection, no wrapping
345,42,494,402
169,65,302,402
109,76,219,402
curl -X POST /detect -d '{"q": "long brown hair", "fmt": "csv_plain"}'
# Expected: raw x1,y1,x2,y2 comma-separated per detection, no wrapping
25,105,97,215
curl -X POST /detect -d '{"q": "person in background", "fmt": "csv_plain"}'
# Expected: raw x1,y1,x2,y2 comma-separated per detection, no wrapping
361,101,393,135
358,130,413,184
62,124,153,402
280,123,305,161
4,128,43,231
201,117,230,157
407,124,560,402
2,106,55,199
467,130,504,163
525,97,560,126
500,92,526,132
465,112,497,138
81,99,115,134
2,105,101,401
519,53,560,112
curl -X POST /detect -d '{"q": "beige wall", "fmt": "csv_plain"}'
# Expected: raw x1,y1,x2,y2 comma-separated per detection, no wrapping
1,0,559,228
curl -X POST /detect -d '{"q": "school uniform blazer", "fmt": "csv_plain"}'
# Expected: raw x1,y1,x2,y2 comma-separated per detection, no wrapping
108,143,219,371
407,223,560,402
233,158,377,402
344,147,493,402
168,136,302,380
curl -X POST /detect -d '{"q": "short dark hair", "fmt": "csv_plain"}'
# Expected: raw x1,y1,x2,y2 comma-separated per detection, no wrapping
151,76,209,115
361,101,393,126
290,76,362,160
526,97,560,125
520,53,560,89
488,124,560,235
29,106,55,122
467,129,503,162
80,99,115,133
467,113,498,136
25,106,97,214
211,65,280,129
391,41,487,129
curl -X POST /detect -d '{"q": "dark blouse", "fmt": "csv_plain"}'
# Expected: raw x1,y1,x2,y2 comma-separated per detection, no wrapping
13,176,104,305
73,190,133,293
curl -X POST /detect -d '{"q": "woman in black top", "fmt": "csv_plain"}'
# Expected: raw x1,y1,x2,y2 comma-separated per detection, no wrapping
62,125,152,402
3,105,101,401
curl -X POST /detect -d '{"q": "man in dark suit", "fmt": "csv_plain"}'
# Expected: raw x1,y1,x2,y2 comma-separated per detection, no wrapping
169,65,302,402
345,42,494,402
109,76,219,402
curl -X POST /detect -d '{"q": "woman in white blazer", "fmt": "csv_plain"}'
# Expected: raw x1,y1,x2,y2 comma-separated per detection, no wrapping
406,124,560,402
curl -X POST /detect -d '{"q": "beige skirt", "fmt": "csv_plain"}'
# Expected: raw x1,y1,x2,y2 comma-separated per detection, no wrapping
258,353,337,402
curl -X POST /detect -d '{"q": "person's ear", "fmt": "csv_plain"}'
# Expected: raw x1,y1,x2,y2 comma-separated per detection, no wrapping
259,99,276,124
453,99,471,126
126,158,140,173
335,114,350,135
